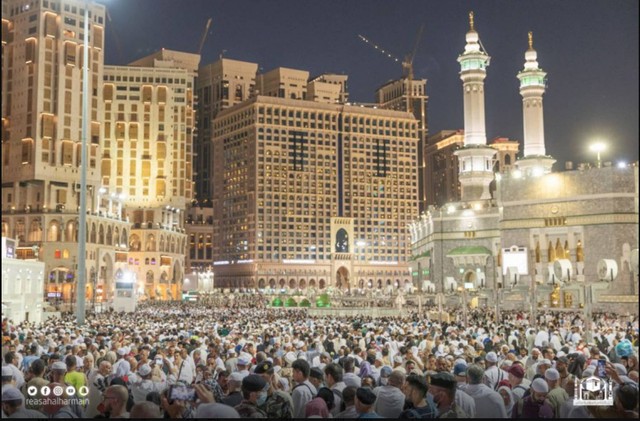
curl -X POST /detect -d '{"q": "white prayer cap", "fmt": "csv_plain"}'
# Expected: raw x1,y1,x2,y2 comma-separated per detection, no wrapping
531,378,549,393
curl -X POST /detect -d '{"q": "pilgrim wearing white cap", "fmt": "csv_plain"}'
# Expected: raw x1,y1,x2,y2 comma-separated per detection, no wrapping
130,364,167,404
512,377,555,418
483,351,508,390
544,369,569,416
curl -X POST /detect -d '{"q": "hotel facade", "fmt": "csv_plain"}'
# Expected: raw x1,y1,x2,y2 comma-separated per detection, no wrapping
211,95,419,292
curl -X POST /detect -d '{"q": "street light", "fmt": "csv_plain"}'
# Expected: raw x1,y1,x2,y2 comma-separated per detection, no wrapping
589,142,606,168
76,0,91,326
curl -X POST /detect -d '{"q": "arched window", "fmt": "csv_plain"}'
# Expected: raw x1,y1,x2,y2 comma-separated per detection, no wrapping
28,219,42,242
146,234,156,251
66,221,76,242
121,229,128,248
14,219,26,242
335,229,349,253
129,234,141,252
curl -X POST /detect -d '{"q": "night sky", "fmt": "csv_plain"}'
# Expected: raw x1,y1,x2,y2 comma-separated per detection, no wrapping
101,0,639,167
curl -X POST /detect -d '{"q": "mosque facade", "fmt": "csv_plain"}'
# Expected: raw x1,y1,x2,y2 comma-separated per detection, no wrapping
409,14,639,316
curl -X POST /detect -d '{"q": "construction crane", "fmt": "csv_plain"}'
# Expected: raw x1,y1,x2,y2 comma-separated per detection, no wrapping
358,24,425,113
197,18,213,55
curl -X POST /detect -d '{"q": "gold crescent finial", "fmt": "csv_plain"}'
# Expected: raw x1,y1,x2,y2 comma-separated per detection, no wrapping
528,31,533,49
469,11,475,30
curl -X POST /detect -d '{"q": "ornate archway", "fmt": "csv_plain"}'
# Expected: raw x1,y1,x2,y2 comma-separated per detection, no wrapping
336,267,350,290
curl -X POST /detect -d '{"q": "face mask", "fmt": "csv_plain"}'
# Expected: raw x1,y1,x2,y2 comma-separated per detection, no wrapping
380,378,389,386
256,391,268,406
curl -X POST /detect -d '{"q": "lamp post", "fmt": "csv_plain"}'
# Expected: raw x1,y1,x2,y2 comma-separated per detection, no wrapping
589,142,606,169
76,0,91,326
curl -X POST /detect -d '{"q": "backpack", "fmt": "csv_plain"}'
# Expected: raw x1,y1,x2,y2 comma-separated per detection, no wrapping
293,382,316,398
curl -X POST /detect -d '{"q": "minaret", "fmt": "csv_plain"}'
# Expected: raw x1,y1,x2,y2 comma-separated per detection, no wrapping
455,11,496,201
516,32,555,175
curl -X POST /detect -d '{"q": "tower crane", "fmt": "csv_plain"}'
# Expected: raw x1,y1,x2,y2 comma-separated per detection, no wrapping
358,24,425,113
197,18,213,55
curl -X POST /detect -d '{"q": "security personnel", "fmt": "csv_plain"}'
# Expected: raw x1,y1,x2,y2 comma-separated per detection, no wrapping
429,372,469,418
234,374,268,418
254,360,294,419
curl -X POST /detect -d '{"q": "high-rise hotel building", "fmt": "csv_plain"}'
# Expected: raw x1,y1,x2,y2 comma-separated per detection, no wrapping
211,94,419,291
102,49,199,300
375,78,429,214
0,0,132,307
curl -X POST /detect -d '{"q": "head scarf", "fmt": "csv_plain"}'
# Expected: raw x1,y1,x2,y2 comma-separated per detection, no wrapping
358,361,372,379
305,397,331,418
114,360,131,378
498,384,515,417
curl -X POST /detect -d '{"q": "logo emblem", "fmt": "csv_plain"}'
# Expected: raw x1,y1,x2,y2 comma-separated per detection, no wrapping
78,386,90,397
53,385,64,396
27,385,38,396
574,376,613,406
41,386,51,396
66,386,76,396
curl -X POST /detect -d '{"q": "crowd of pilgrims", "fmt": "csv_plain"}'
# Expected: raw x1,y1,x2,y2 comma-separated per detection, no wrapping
1,300,639,418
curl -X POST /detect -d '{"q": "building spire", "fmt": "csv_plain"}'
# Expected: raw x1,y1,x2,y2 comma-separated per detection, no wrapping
516,30,555,175
456,11,495,201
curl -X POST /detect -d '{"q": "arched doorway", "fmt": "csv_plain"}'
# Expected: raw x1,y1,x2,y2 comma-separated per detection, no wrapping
269,279,276,289
258,279,266,289
299,279,307,290
463,271,477,285
336,267,350,290
319,279,326,290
